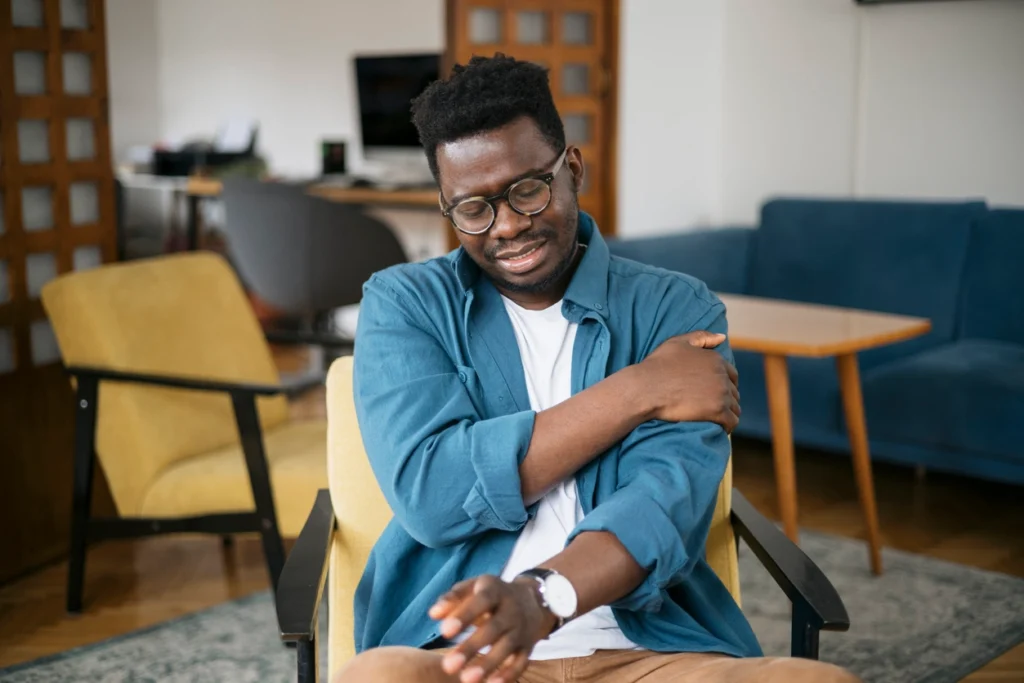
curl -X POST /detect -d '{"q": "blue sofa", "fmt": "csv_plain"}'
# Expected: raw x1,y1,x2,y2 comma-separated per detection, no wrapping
608,199,1024,486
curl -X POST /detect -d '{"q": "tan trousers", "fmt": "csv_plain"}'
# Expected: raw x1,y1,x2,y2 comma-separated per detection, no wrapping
515,650,857,683
333,646,861,683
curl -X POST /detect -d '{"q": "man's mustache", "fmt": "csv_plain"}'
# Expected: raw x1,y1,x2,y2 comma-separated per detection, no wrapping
484,228,558,260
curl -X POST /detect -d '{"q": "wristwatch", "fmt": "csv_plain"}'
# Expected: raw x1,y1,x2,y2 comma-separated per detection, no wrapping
516,568,579,634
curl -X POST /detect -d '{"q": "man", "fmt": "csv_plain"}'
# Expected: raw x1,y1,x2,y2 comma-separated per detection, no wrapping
341,55,858,683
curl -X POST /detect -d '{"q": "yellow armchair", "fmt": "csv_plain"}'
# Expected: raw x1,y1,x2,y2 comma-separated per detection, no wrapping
276,357,849,683
40,252,328,612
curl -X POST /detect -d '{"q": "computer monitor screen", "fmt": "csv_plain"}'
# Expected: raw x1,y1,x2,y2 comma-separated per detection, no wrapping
355,53,440,151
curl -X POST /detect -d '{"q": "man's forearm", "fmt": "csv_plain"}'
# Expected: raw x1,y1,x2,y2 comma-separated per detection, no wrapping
519,365,652,505
538,531,647,618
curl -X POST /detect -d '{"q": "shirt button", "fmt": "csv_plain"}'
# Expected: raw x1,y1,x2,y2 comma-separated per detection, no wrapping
458,372,467,383
595,303,604,310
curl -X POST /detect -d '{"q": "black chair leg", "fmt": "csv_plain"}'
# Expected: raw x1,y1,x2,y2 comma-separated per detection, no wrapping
790,600,821,659
68,377,99,613
231,393,287,592
297,638,317,683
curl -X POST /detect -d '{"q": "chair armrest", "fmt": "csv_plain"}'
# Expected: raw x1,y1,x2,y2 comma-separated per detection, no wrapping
66,365,287,396
265,329,354,351
730,488,850,657
277,489,335,642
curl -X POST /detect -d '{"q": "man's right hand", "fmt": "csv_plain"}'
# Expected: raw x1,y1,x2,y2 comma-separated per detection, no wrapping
635,331,741,432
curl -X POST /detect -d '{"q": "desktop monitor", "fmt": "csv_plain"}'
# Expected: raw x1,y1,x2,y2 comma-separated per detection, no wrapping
354,53,440,170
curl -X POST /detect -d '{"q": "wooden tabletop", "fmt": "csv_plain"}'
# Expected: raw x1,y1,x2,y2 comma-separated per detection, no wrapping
184,176,440,208
718,294,932,357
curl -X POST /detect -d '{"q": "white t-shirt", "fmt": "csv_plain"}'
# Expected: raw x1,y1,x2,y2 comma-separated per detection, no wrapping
498,296,640,661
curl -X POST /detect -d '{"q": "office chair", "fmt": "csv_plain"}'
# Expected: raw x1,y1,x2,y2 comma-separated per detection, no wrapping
219,178,408,349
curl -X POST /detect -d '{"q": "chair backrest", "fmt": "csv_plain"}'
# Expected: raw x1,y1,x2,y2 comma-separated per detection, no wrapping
40,252,289,516
324,356,739,674
220,178,408,318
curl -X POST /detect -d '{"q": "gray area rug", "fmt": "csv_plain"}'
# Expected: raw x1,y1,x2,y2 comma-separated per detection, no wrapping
2,530,1022,683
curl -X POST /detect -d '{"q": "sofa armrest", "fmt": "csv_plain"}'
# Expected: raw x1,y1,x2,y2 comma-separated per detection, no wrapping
277,489,335,683
730,489,850,659
606,227,755,294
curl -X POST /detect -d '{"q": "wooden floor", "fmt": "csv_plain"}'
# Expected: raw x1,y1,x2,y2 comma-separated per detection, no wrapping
1,382,1022,680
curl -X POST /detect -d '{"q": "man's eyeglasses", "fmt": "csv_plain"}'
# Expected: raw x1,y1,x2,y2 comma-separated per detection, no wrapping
439,148,568,235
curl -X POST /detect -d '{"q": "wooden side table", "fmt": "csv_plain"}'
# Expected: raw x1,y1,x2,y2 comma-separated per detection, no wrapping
719,294,932,575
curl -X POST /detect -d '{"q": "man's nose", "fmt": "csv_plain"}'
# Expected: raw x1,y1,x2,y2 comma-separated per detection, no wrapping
489,200,531,241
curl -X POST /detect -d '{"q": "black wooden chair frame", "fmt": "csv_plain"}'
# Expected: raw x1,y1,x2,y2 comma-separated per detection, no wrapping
276,489,851,683
63,331,349,614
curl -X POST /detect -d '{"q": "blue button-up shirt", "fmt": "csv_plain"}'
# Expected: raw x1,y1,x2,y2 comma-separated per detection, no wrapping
352,212,762,658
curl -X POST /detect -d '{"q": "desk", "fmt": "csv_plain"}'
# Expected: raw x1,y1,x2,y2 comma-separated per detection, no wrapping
719,294,932,575
180,176,442,251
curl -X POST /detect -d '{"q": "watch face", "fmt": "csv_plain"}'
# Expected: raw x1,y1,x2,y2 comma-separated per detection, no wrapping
543,573,578,618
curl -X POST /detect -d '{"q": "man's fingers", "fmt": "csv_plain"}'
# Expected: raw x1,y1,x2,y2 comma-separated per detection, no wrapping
429,578,475,619
726,361,739,386
439,578,501,639
684,331,726,348
460,632,518,683
444,616,508,678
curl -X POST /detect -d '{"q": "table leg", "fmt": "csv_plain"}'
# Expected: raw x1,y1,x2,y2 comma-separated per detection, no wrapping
763,354,799,543
836,352,884,576
186,194,201,251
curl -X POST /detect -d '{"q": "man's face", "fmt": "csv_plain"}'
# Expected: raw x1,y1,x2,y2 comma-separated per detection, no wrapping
436,116,585,307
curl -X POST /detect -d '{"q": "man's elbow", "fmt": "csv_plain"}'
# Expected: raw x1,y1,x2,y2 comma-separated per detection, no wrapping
394,508,474,549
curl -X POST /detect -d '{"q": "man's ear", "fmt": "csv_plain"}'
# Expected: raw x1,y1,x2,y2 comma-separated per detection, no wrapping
566,146,585,193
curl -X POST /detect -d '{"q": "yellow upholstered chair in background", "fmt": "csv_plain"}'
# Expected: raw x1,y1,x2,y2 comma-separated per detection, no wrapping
40,252,328,612
275,357,849,683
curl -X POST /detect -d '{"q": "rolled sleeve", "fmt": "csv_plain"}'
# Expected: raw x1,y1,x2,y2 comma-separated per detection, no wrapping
462,411,535,530
567,296,733,612
354,275,534,548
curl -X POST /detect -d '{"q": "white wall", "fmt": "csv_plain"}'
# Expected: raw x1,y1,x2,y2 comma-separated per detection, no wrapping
153,0,444,177
718,0,861,225
104,0,1024,236
856,0,1024,205
620,0,1024,233
617,1,725,237
105,0,161,163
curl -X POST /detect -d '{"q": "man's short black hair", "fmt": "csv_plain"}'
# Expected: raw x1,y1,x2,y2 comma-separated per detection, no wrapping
411,53,566,180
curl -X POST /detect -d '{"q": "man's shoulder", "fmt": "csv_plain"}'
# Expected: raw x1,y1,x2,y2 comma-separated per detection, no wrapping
365,255,464,311
607,254,723,319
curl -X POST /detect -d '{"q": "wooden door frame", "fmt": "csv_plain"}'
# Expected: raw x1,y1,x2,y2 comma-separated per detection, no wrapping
443,0,620,238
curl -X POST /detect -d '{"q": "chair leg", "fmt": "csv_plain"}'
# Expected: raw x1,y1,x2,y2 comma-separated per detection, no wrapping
231,393,287,592
68,377,99,613
790,600,821,660
297,638,317,683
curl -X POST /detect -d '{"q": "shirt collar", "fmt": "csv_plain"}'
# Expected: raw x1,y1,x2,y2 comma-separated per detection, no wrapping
451,211,610,317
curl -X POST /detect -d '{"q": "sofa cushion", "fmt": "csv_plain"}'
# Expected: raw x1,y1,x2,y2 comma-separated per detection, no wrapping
959,208,1024,344
607,227,755,294
862,340,1024,463
750,198,987,369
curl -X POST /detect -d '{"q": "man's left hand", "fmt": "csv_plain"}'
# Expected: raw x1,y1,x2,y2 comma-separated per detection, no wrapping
429,575,556,683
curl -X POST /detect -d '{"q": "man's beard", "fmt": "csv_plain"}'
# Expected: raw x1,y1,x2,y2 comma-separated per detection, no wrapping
490,197,581,295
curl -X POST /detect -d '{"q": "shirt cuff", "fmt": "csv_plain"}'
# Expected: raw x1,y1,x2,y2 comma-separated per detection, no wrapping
567,492,689,613
461,410,536,532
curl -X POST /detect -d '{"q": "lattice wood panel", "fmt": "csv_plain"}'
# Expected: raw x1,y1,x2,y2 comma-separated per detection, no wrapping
446,0,619,235
0,0,117,583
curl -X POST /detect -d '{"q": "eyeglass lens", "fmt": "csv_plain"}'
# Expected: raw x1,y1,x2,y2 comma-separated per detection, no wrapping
451,178,551,233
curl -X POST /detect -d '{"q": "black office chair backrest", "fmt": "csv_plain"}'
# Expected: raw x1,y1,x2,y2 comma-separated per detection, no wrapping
220,178,408,318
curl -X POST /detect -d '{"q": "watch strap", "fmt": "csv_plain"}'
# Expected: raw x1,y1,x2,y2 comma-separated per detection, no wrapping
516,568,572,634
